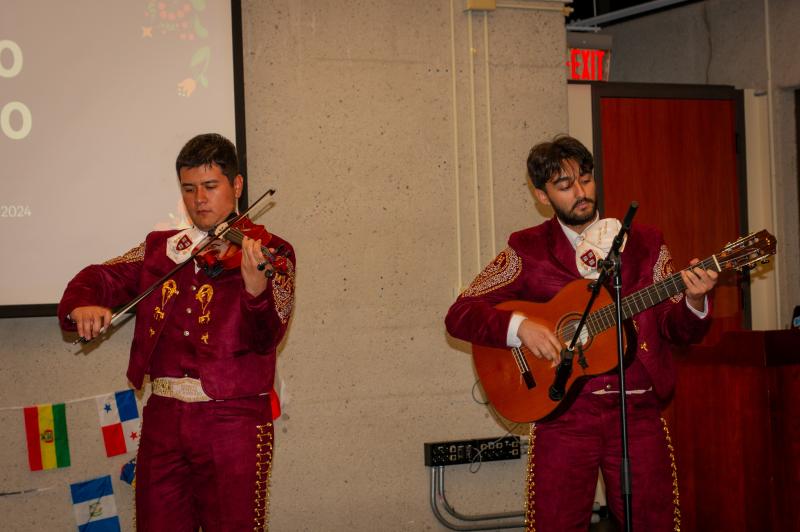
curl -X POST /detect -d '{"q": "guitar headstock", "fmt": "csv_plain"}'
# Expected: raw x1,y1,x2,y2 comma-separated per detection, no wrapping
716,230,777,272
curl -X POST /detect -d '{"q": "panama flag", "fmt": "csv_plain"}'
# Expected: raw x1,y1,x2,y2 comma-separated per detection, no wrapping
71,475,121,532
96,390,140,457
23,403,71,471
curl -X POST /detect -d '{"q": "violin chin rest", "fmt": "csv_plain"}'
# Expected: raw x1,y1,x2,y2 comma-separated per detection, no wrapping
201,262,225,279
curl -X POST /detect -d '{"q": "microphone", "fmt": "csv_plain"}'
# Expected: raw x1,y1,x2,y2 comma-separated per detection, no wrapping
621,201,639,231
612,201,638,251
548,348,573,401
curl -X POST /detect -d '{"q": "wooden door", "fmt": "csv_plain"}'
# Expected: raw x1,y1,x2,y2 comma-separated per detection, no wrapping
593,84,748,345
590,83,749,532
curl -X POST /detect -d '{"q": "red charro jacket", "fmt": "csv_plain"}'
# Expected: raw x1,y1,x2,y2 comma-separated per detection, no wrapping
58,227,295,400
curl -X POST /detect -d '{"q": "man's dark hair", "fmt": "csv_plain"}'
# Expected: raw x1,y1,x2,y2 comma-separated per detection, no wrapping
526,135,593,189
175,133,239,184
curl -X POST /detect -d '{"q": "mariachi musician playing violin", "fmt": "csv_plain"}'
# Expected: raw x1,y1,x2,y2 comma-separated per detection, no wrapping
58,133,295,531
445,136,717,532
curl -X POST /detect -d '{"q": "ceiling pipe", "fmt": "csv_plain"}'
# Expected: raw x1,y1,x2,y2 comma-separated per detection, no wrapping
567,0,693,29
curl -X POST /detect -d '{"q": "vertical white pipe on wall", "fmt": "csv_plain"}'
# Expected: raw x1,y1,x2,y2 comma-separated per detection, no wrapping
450,0,463,292
763,0,783,324
483,12,497,257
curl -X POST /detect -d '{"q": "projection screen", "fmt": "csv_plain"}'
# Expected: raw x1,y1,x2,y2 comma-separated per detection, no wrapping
0,0,246,316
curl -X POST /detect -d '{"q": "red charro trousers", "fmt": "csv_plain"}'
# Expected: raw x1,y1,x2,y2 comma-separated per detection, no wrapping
525,390,678,532
135,394,274,531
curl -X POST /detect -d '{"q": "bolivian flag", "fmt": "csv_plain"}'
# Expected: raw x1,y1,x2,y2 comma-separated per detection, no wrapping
23,403,71,471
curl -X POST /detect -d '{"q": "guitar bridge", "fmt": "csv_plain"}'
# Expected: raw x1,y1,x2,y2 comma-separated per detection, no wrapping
511,347,536,389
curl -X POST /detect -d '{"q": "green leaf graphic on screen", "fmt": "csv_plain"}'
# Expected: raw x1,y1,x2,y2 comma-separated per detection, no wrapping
194,14,209,39
191,47,210,67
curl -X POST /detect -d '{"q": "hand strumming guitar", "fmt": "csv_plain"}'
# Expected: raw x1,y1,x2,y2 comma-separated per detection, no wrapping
518,319,563,365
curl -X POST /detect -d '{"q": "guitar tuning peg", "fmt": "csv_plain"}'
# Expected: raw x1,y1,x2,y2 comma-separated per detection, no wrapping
761,259,770,264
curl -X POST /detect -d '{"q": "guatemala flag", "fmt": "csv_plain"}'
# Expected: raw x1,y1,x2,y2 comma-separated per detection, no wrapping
70,475,121,532
95,390,141,457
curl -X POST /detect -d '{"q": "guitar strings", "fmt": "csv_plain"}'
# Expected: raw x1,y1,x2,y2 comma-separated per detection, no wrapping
553,257,716,342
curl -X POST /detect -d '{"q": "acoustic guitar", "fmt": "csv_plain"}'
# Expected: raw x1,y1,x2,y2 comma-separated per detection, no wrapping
472,230,777,423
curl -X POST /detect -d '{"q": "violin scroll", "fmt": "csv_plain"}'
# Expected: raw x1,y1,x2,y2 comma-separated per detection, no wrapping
257,244,290,278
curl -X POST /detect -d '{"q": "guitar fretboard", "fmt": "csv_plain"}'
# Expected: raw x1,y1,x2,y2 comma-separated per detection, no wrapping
564,255,719,341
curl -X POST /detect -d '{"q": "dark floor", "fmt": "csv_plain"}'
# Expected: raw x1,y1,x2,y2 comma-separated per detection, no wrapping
589,518,620,532
589,507,621,531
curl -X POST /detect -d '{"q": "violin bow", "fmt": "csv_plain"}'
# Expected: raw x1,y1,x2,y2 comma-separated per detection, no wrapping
74,188,276,345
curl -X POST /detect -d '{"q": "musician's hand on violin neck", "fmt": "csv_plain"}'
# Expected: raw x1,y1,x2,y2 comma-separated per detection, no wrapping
518,319,563,366
70,306,112,340
240,236,271,297
681,258,719,312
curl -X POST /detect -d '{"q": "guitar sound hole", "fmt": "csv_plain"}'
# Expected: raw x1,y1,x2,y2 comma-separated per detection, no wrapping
558,315,591,349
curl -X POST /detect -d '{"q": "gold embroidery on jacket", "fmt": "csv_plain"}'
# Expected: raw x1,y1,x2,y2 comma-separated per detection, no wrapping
461,247,522,298
272,258,295,325
196,284,213,324
104,242,145,265
653,244,683,303
154,279,178,320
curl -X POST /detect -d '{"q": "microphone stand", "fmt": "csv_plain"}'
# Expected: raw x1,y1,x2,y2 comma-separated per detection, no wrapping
597,202,637,532
546,201,638,531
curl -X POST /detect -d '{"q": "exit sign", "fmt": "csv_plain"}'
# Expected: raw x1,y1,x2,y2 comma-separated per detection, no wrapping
567,48,609,81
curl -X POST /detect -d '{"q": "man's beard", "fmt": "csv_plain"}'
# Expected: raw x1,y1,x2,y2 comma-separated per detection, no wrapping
553,198,597,226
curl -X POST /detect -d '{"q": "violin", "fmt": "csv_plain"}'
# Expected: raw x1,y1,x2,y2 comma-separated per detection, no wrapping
195,215,291,279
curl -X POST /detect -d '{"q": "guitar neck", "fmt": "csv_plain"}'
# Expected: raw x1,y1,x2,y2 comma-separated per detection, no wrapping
586,255,719,335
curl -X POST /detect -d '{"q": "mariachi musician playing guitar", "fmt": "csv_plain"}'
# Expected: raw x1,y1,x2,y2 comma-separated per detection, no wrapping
445,135,719,532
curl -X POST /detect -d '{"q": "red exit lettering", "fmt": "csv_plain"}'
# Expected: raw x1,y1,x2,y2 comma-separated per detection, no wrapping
567,49,606,81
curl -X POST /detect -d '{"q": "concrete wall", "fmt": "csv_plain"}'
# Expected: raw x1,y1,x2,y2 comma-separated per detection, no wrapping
603,0,800,327
240,1,565,528
0,1,569,529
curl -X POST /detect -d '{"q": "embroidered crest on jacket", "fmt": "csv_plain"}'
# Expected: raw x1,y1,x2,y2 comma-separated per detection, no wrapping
653,244,683,303
461,247,522,298
167,227,207,264
176,234,193,251
104,242,145,265
273,258,295,325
